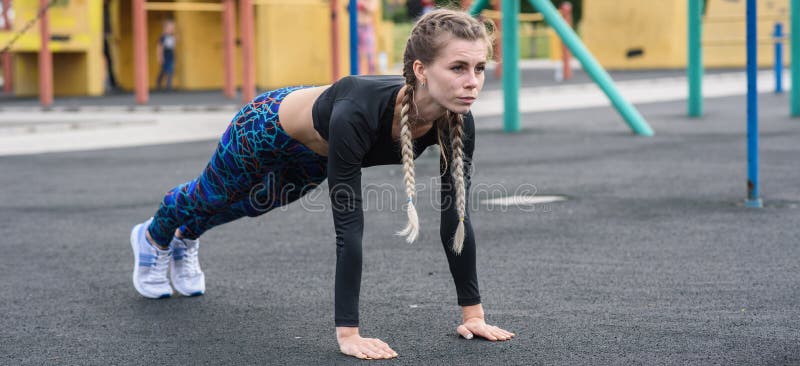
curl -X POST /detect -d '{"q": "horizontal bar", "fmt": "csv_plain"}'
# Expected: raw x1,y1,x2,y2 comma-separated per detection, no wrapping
703,37,786,46
252,0,322,5
704,14,788,23
481,9,544,22
144,2,224,12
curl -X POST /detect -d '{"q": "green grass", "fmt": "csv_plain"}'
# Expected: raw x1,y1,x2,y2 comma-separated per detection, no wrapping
392,22,414,66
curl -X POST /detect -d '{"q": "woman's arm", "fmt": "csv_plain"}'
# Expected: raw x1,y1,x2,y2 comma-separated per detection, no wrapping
440,112,516,342
439,112,480,307
327,101,398,359
326,101,373,328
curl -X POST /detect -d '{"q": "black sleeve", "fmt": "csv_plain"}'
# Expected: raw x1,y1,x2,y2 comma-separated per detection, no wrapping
439,112,481,307
326,100,374,327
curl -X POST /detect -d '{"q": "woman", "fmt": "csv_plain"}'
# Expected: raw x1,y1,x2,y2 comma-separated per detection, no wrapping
130,9,514,360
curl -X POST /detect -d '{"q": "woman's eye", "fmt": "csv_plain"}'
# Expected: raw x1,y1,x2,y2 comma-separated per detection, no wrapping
451,65,464,72
476,66,485,73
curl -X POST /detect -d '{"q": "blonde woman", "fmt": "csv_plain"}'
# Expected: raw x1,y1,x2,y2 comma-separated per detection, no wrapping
129,8,514,360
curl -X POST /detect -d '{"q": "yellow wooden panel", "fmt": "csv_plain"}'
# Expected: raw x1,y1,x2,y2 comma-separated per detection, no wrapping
580,0,790,69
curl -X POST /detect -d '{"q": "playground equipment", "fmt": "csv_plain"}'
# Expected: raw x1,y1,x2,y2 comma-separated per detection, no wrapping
469,0,654,136
2,0,388,106
0,0,104,106
688,0,778,208
130,0,385,104
745,0,762,208
688,0,794,117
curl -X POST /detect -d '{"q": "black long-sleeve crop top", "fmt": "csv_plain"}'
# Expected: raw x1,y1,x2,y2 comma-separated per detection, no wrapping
311,75,481,327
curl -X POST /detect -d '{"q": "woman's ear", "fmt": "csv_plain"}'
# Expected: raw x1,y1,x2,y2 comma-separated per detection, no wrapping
412,60,426,85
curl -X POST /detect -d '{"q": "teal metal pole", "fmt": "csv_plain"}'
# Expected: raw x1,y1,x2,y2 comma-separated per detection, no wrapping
502,0,520,132
688,0,703,117
526,0,654,136
468,0,490,17
791,0,800,116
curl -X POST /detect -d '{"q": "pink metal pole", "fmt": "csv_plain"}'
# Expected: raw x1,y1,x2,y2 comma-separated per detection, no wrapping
38,0,53,107
559,2,573,81
133,0,148,104
222,0,235,99
239,0,255,103
330,0,340,82
494,0,502,79
2,0,12,93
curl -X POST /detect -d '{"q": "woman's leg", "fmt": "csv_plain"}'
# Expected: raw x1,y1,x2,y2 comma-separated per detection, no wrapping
147,86,319,246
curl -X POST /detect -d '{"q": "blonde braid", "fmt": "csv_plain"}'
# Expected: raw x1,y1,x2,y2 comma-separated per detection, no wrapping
396,85,419,243
449,113,467,254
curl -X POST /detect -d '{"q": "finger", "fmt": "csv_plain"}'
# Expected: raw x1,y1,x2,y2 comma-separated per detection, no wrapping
464,323,496,341
487,326,508,340
493,326,515,338
353,351,369,360
360,344,383,359
361,343,385,359
457,324,474,340
366,340,393,358
372,340,397,358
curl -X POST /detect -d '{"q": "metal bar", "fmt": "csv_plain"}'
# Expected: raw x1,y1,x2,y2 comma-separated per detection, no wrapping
252,0,321,4
133,0,148,104
745,0,762,208
2,0,12,93
222,0,235,99
349,0,358,75
38,0,52,107
144,2,224,12
527,0,654,136
703,37,785,46
688,0,703,117
468,0,490,16
559,2,573,81
240,0,255,103
501,0,519,132
480,9,543,22
494,0,502,79
331,0,340,81
704,14,788,23
774,22,784,94
792,0,800,116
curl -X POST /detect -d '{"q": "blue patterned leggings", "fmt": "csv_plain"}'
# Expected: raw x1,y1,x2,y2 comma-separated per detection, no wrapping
148,86,328,247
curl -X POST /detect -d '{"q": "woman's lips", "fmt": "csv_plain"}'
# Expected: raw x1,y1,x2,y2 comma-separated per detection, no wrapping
458,97,476,104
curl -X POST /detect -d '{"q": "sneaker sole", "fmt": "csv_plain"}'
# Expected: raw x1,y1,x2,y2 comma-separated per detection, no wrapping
170,260,205,297
131,222,171,299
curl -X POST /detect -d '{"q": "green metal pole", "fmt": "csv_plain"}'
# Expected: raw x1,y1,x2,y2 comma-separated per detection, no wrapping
502,0,520,132
791,0,800,116
527,0,654,136
688,0,703,117
468,0,490,17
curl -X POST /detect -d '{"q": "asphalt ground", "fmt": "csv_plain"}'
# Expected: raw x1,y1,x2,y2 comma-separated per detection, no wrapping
1,80,799,365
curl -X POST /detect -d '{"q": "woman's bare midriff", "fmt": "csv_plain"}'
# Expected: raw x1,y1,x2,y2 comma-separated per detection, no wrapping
279,84,435,157
279,86,332,157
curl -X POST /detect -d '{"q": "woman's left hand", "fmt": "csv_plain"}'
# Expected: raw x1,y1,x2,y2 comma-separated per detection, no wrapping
456,317,515,341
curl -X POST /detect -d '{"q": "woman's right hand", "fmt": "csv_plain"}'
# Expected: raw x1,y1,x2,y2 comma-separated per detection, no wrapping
336,327,398,360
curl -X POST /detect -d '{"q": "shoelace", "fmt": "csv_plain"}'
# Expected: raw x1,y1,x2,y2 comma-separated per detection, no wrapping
152,251,170,280
180,245,201,277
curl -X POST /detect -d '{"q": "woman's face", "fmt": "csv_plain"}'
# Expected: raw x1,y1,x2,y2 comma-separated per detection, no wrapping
422,37,488,115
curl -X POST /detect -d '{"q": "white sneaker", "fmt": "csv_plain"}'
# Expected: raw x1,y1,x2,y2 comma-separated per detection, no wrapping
169,236,205,296
130,218,173,298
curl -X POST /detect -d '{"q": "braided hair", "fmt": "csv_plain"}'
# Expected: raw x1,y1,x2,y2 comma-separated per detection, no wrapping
396,8,494,254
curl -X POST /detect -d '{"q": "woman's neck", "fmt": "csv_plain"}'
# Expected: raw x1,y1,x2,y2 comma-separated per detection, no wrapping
392,85,445,140
397,85,445,125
